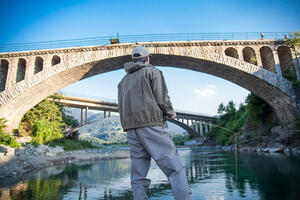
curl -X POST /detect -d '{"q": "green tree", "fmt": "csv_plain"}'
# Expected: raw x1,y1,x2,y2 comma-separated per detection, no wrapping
217,103,225,114
286,31,300,48
18,96,65,144
207,93,272,145
245,93,272,125
285,31,300,84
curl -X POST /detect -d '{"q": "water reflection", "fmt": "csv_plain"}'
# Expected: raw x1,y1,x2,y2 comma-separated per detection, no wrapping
1,148,300,200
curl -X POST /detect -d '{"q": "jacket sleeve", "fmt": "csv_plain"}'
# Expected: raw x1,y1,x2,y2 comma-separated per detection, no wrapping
150,69,175,117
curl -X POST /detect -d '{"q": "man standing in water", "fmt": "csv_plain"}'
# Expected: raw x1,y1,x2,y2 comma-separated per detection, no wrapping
118,46,192,200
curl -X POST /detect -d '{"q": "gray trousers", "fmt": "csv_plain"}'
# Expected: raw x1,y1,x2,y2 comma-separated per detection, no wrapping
127,126,191,200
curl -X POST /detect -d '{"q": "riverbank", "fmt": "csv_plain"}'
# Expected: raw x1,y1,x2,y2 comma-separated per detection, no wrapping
0,144,130,181
1,138,300,183
181,141,300,154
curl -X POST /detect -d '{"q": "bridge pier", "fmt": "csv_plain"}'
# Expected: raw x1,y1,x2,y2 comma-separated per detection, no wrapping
85,106,88,124
273,51,283,76
255,48,263,68
192,120,196,131
291,49,300,80
80,106,89,125
209,122,212,131
81,108,83,125
205,123,208,134
199,122,203,137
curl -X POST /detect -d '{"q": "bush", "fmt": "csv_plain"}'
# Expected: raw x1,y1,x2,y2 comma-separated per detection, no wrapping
31,119,63,145
282,69,300,88
18,94,78,145
171,134,193,145
46,138,100,151
0,118,20,148
0,133,20,148
294,117,300,129
246,93,273,126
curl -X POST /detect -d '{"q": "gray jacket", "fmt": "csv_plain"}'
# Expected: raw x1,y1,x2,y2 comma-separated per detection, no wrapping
118,61,175,131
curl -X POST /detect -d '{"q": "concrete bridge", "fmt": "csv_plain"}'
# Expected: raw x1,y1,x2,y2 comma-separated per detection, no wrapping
0,32,299,131
58,95,217,137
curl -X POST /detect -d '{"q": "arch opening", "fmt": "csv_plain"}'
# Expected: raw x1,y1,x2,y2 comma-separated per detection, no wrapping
16,58,26,83
225,47,239,59
52,55,61,66
243,47,257,65
34,57,43,74
0,59,9,92
260,46,276,73
277,46,295,77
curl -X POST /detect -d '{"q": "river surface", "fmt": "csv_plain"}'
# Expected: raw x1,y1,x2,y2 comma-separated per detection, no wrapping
1,148,300,200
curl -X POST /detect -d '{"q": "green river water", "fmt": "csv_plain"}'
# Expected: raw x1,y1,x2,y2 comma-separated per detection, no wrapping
1,148,300,200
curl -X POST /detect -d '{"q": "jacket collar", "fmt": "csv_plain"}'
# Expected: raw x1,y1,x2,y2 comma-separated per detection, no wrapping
124,61,152,74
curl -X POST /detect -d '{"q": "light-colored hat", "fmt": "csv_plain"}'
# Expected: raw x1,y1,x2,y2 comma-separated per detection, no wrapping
131,46,151,59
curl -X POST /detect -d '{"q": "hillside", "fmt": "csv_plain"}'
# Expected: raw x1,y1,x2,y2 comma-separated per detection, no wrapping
64,108,188,144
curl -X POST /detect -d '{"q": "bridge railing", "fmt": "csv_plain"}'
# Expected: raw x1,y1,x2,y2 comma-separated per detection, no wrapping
174,109,218,118
59,91,118,103
0,32,292,52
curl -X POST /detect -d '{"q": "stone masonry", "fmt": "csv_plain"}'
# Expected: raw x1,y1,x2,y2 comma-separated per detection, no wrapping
0,39,299,131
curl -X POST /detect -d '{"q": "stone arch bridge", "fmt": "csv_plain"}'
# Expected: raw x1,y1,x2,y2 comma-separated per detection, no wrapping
0,39,299,131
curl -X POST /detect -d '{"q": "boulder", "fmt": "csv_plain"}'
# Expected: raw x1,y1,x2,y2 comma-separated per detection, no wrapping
271,126,289,141
264,143,286,153
15,136,32,144
184,140,197,145
290,147,300,154
215,145,222,150
0,145,15,156
222,146,234,151
35,145,50,155
45,146,65,157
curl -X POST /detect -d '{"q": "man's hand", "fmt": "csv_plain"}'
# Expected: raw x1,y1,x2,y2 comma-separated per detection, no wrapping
171,113,177,119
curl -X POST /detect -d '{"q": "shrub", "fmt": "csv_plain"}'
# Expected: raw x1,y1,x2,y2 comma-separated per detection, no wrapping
0,118,20,148
46,138,100,151
31,119,63,145
294,117,300,129
246,93,273,126
171,134,193,145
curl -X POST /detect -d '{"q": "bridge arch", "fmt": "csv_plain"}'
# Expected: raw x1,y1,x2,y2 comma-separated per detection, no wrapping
16,58,26,83
225,47,239,59
277,46,294,74
0,42,298,131
52,55,61,66
260,46,276,73
34,56,44,74
0,59,9,92
243,47,257,65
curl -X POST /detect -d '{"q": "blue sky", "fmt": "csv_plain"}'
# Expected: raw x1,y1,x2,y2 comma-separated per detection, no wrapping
1,0,299,114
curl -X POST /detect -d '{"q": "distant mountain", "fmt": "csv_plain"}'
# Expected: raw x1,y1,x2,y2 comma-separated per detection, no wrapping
64,107,188,144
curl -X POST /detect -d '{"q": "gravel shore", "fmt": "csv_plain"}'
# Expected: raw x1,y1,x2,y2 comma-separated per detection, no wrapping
0,144,130,181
